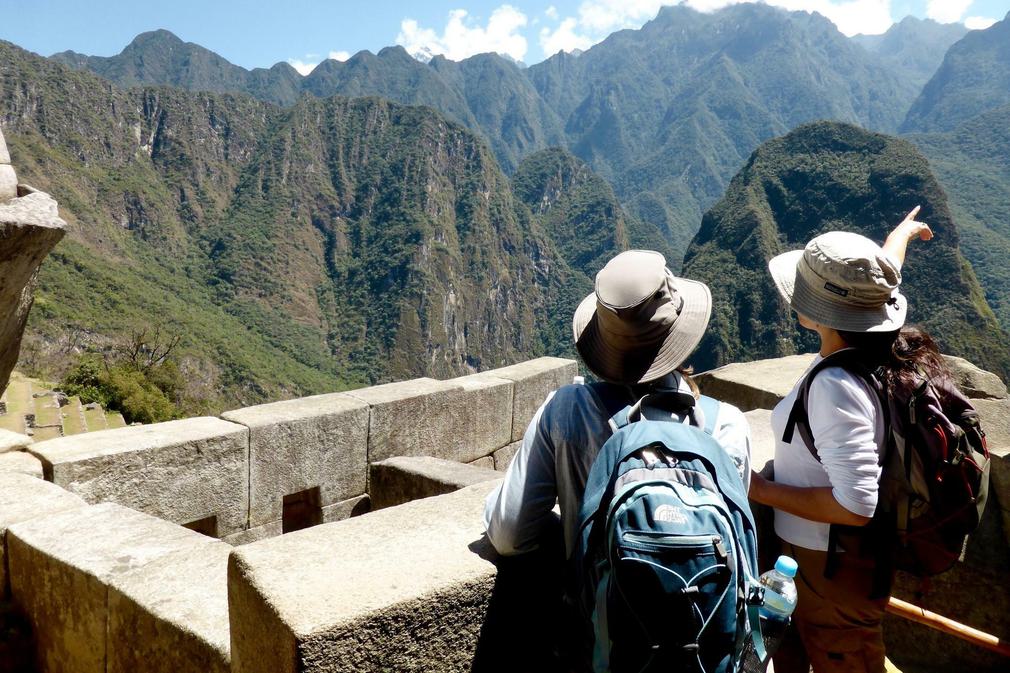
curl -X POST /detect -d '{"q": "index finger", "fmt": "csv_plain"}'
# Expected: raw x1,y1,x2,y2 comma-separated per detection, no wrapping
904,205,921,221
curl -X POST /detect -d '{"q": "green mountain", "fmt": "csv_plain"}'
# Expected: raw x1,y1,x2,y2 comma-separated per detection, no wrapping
908,104,1010,330
851,17,968,91
682,122,1010,380
53,4,924,264
512,148,675,273
901,13,1010,133
527,3,921,262
50,33,558,173
5,39,639,410
51,30,304,107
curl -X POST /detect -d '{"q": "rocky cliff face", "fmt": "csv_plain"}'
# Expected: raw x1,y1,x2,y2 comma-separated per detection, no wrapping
683,121,1010,379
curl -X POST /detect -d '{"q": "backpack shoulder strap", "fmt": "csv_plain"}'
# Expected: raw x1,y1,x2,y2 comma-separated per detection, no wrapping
783,349,886,462
697,395,719,436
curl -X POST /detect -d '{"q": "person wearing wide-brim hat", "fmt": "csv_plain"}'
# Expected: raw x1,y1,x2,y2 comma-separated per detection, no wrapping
749,208,940,673
483,247,752,551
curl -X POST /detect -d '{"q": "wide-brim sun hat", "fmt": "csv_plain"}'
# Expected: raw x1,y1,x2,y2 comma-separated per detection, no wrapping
768,231,907,333
573,250,712,385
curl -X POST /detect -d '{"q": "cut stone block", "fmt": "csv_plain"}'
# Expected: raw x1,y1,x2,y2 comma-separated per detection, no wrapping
0,164,15,202
468,455,495,470
222,393,368,528
696,354,816,412
228,483,499,673
320,494,370,523
0,126,9,164
973,398,1010,545
444,373,513,462
0,449,43,478
7,503,217,673
369,456,501,510
30,417,249,535
107,542,231,673
493,440,522,472
0,428,30,453
223,521,283,547
944,355,1007,399
483,357,578,441
0,472,85,599
744,408,775,474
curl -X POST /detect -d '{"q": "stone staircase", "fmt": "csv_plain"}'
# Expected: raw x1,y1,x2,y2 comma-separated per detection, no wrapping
0,372,127,439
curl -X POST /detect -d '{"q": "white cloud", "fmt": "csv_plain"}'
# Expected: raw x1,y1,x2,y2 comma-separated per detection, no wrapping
287,58,318,75
536,0,895,57
540,17,595,55
964,15,998,30
926,0,973,24
546,5,559,20
287,50,351,75
396,5,529,62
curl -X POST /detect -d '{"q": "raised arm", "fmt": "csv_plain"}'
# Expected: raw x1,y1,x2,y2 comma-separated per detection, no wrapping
883,205,933,267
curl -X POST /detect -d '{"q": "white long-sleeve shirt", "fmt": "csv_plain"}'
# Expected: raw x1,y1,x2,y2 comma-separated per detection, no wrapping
771,355,885,551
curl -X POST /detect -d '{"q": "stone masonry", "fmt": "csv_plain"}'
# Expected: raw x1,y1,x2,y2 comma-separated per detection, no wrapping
3,352,1006,672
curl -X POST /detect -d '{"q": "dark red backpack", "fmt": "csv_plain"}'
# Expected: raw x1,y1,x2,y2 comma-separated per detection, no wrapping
783,348,990,596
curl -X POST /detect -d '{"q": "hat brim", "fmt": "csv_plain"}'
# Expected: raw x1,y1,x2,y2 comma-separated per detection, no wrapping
573,277,712,385
768,250,907,333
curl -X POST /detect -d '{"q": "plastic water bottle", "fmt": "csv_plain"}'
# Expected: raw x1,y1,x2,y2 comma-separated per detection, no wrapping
573,375,585,385
741,555,799,673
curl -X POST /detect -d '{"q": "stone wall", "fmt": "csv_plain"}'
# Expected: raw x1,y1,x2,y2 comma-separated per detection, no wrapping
25,356,575,544
0,356,575,672
4,352,1008,672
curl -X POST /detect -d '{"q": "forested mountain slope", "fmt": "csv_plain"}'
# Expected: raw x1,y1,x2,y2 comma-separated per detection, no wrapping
53,4,922,265
3,40,643,409
682,122,1010,379
901,12,1010,133
851,17,967,91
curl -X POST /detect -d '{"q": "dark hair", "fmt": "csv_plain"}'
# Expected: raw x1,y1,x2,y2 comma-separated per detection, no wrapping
837,325,951,391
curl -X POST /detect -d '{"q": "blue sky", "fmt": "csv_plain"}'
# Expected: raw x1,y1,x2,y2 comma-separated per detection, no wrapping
2,1,1008,72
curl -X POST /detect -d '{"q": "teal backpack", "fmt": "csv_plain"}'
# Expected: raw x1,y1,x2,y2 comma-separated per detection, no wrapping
575,392,765,673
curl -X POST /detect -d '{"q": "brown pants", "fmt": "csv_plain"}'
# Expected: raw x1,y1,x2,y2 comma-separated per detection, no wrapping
773,542,890,673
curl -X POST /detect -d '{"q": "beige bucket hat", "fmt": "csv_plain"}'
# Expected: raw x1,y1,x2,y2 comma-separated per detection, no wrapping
573,250,712,385
768,231,906,333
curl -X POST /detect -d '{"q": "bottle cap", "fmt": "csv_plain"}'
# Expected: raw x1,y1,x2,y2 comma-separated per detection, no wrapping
774,555,798,578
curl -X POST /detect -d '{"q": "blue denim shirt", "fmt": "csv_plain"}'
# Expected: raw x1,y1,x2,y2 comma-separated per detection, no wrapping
483,373,752,558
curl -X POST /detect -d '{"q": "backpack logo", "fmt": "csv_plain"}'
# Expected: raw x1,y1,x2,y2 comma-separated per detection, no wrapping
654,504,688,524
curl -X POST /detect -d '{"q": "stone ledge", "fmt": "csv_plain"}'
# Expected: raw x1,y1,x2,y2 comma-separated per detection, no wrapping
944,355,1008,400
369,456,501,510
744,408,775,474
30,417,250,535
696,354,815,412
492,440,522,471
107,543,231,673
0,429,30,453
0,450,43,479
344,378,465,464
482,357,578,442
7,503,219,673
222,393,368,528
228,483,499,673
0,472,86,599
